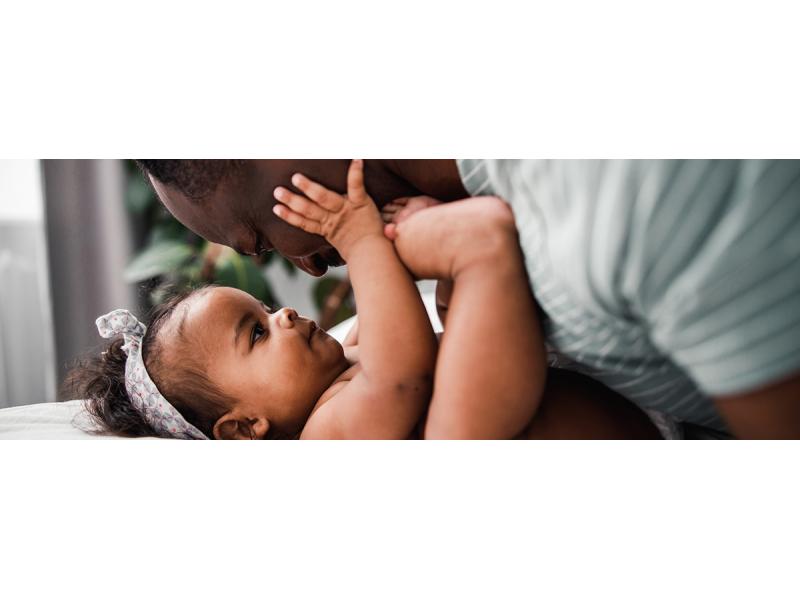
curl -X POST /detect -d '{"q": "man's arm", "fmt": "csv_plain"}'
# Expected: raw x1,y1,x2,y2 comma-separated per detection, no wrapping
714,373,800,439
634,161,800,439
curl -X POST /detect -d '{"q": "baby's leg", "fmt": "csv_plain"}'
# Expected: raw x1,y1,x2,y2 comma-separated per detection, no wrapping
392,197,660,440
392,197,548,439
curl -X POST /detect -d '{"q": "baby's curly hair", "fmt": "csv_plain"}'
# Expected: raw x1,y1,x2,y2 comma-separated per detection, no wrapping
62,287,230,438
135,159,246,201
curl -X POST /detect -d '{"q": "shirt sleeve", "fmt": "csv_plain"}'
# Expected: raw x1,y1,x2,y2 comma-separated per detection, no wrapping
643,160,800,396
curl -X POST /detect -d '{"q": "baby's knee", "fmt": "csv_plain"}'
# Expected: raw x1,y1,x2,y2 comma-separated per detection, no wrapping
455,198,519,272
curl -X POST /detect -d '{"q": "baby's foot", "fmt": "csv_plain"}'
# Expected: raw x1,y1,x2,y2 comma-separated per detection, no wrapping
382,196,442,241
391,196,516,281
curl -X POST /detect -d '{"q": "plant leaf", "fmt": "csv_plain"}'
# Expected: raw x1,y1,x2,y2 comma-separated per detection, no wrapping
149,218,190,245
124,240,195,283
126,174,155,214
215,251,276,306
280,255,297,277
313,276,355,326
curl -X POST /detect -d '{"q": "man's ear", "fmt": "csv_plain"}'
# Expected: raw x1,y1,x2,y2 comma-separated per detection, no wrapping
212,413,270,440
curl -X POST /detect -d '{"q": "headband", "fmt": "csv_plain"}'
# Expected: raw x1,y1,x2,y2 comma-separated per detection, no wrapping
96,309,208,440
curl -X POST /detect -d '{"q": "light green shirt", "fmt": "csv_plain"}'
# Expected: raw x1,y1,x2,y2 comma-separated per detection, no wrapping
458,160,800,432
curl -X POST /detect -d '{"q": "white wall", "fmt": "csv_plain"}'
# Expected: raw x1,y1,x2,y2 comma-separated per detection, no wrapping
0,160,43,220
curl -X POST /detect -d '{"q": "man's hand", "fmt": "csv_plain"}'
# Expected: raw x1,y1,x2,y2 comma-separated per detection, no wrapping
273,159,383,260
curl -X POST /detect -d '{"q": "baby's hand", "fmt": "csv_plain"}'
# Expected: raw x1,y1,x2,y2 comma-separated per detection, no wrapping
273,159,383,260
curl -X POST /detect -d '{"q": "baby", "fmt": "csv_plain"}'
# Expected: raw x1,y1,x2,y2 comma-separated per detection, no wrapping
66,160,559,439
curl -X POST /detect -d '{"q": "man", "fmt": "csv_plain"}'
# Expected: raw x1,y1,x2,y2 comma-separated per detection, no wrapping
138,160,468,276
138,159,800,438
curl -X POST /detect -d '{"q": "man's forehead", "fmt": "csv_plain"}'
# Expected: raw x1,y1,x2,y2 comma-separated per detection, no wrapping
149,174,241,245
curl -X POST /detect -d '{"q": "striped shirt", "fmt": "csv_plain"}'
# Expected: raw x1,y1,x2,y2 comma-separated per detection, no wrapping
457,160,800,433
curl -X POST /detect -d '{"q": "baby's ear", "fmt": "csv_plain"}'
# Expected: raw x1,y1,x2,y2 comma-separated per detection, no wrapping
213,414,270,440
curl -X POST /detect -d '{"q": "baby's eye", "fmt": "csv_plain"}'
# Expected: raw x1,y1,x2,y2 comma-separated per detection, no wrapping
251,322,267,346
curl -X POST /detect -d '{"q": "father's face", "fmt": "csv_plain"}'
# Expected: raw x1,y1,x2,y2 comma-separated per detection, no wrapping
151,160,350,276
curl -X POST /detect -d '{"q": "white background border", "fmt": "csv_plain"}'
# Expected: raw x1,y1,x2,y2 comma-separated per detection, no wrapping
2,1,799,598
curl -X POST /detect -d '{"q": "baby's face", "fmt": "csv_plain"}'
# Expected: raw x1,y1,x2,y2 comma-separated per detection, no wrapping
168,287,348,435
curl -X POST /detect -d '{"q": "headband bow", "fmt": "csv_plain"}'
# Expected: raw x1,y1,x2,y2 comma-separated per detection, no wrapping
96,309,208,440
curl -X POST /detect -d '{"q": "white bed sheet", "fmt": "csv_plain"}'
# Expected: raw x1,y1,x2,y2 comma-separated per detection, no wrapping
0,399,111,440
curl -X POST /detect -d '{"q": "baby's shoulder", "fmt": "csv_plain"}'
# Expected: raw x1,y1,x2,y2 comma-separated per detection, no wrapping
300,363,364,438
314,363,361,411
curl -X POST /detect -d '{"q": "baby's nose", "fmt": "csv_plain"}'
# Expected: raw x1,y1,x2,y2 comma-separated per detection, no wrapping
277,307,298,327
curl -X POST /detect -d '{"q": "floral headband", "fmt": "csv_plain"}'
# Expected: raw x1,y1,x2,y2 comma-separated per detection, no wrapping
96,309,208,440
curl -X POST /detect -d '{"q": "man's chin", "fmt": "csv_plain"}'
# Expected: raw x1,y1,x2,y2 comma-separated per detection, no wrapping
296,255,329,277
294,249,345,277
323,248,345,269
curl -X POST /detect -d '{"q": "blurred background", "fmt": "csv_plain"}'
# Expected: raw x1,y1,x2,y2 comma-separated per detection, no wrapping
0,159,354,409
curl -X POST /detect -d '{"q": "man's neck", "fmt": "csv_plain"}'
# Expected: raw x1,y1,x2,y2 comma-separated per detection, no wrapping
366,159,467,207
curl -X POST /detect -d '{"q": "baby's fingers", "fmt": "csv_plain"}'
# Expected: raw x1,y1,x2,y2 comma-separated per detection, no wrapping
346,159,368,202
290,174,343,211
273,187,328,222
272,202,323,236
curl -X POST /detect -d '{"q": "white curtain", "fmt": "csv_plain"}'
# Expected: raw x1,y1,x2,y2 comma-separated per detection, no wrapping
42,159,142,393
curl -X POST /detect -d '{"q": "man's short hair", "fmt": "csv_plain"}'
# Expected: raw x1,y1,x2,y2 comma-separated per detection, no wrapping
135,159,245,200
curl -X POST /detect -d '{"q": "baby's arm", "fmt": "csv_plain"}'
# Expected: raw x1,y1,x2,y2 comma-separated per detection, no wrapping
391,197,548,439
273,160,437,439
